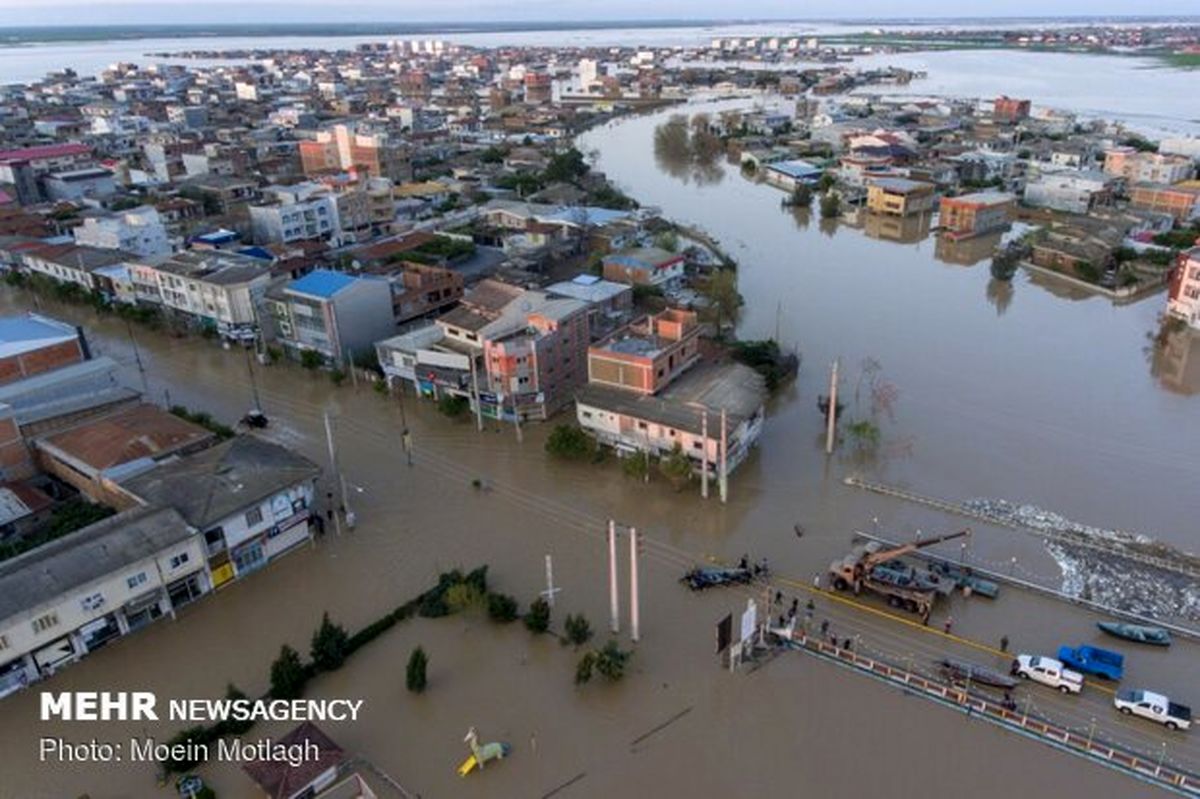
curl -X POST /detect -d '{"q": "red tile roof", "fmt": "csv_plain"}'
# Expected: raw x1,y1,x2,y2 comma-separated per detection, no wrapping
0,143,91,164
243,722,345,799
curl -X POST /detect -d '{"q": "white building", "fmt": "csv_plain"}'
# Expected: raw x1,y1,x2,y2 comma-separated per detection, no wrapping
249,182,340,245
73,206,171,258
128,250,271,340
1169,248,1200,330
43,167,116,202
1022,169,1115,214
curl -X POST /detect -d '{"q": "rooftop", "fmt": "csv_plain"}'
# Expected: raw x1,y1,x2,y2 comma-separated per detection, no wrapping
0,142,90,164
286,268,358,300
155,250,269,286
0,504,193,622
120,435,319,530
0,313,78,359
869,177,934,194
37,404,215,475
243,722,345,799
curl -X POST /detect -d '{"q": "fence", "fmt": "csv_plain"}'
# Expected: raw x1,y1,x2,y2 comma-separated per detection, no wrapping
771,627,1200,797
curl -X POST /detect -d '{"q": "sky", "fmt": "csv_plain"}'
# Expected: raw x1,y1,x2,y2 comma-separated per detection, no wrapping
0,0,1196,27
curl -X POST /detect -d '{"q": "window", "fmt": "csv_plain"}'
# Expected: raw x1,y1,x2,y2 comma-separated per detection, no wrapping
169,552,190,569
126,572,148,591
32,613,59,634
245,507,264,526
0,634,8,651
80,592,105,611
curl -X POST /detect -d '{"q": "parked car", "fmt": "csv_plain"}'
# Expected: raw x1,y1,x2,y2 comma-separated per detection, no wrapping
1114,690,1192,731
1057,644,1124,680
1012,654,1084,694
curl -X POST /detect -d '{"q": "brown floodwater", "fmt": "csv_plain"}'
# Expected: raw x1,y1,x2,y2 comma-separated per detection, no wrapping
1,100,1199,796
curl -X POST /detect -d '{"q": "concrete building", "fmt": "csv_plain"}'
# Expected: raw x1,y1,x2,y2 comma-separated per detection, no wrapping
268,269,396,367
249,183,340,245
586,309,700,395
20,244,132,294
0,143,93,204
866,178,936,217
992,96,1031,124
385,261,464,326
1129,182,1200,223
602,247,685,289
1103,148,1195,185
129,250,271,341
1168,248,1200,330
1022,170,1115,214
938,192,1015,240
73,206,171,257
299,125,408,181
43,168,116,202
762,160,824,192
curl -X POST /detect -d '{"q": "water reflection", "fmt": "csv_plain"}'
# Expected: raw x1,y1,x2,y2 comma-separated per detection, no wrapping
936,231,1004,267
985,278,1014,316
652,112,727,187
1152,325,1200,396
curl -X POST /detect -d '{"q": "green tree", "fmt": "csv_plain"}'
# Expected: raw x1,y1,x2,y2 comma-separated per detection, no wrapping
817,172,836,192
542,147,590,183
654,230,680,252
216,684,255,736
524,597,551,634
791,183,813,207
575,651,597,684
300,350,324,370
310,613,349,672
593,639,632,681
702,269,743,333
444,582,484,612
406,646,428,693
545,424,593,460
563,613,593,647
990,248,1021,282
437,394,470,418
269,645,308,700
658,443,693,488
819,192,841,219
487,593,519,623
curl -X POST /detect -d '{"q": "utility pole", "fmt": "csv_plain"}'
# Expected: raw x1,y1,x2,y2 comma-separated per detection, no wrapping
126,320,151,399
345,346,358,389
541,554,560,608
608,520,619,634
629,527,640,643
323,410,343,537
825,358,839,455
469,357,483,432
700,407,709,500
719,408,728,504
394,378,413,467
511,385,523,444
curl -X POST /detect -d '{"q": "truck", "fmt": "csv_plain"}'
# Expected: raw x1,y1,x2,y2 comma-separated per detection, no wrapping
1011,654,1084,694
1057,645,1124,681
1114,690,1192,731
829,529,969,623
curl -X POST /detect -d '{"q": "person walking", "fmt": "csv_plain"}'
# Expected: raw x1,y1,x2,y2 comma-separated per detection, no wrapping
1000,635,1009,653
943,616,954,635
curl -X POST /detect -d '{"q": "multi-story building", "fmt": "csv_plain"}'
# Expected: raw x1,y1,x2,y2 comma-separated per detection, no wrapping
992,95,1031,124
298,125,409,181
866,177,936,217
386,261,464,326
268,269,396,366
1022,169,1115,214
249,182,340,245
20,243,131,293
73,206,171,257
938,192,1015,239
1168,248,1200,330
130,250,271,340
602,247,685,289
0,313,88,387
1129,182,1200,223
43,168,116,202
0,143,93,204
585,309,700,395
1103,148,1195,186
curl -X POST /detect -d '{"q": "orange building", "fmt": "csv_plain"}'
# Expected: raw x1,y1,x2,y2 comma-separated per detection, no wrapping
1129,182,1200,223
938,192,1015,240
586,309,700,395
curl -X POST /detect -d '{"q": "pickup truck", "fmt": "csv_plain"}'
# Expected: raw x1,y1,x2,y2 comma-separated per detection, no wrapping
1115,690,1192,731
1057,644,1124,681
1011,654,1084,694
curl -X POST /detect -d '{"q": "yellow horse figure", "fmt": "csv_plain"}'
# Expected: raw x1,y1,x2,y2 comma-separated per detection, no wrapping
457,726,511,777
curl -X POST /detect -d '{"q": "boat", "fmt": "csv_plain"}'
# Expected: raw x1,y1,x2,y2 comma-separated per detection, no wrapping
871,561,945,594
926,561,1000,599
1097,622,1171,647
681,566,753,591
938,658,1018,689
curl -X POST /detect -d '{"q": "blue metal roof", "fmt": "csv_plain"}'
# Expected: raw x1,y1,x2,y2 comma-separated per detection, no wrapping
767,160,823,179
287,269,358,299
0,313,76,345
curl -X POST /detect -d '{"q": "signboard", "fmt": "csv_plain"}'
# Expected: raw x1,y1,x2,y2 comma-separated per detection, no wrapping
715,613,732,654
739,599,757,643
416,348,470,371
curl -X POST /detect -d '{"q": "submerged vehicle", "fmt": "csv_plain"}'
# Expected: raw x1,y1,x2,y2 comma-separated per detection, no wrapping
681,566,753,591
1057,645,1124,681
1097,621,1171,647
938,658,1018,690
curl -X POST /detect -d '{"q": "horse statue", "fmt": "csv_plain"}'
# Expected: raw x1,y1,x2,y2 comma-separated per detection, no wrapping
457,726,511,777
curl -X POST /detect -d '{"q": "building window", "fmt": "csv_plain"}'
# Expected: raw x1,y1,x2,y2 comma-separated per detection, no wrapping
245,507,264,526
169,552,190,569
32,612,59,634
80,592,105,612
126,572,148,590
0,634,8,651
637,421,648,430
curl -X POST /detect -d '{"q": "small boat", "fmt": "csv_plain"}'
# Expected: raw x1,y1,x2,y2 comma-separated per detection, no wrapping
938,658,1018,690
680,566,753,591
927,561,1000,599
1097,621,1171,647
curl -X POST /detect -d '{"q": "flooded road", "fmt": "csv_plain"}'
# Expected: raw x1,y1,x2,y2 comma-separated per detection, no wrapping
1,280,1198,797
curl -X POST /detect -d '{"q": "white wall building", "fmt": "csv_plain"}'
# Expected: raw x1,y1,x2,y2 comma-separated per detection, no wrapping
73,206,171,258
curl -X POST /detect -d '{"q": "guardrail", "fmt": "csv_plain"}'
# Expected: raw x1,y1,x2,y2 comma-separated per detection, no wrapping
772,628,1200,797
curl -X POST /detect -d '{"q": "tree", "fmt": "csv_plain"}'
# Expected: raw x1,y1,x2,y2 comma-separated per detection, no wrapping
300,349,324,370
702,269,743,333
563,613,593,647
819,192,841,219
654,230,680,252
269,645,308,700
817,172,836,193
791,183,813,207
575,651,597,684
310,613,349,672
545,424,593,460
444,582,484,612
487,592,519,623
543,147,589,184
437,394,469,418
658,443,693,488
990,247,1021,282
524,597,551,634
406,646,428,693
593,640,631,681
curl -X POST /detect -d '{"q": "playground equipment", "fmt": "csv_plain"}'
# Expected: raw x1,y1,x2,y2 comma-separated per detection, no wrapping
457,726,511,777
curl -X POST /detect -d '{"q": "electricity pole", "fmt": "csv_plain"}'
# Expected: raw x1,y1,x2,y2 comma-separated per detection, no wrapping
629,527,640,642
608,520,619,634
700,407,709,500
825,358,839,455
323,410,343,537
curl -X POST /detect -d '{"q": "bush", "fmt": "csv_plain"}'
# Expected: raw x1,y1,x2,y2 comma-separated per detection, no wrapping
330,369,347,386
563,613,593,647
310,613,349,672
445,582,484,612
269,645,308,700
990,248,1021,282
215,684,254,736
622,455,650,481
437,394,470,419
658,443,693,487
300,350,324,370
545,424,593,460
524,597,551,634
575,651,597,684
487,593,519,623
819,192,841,219
406,647,428,693
593,639,632,681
